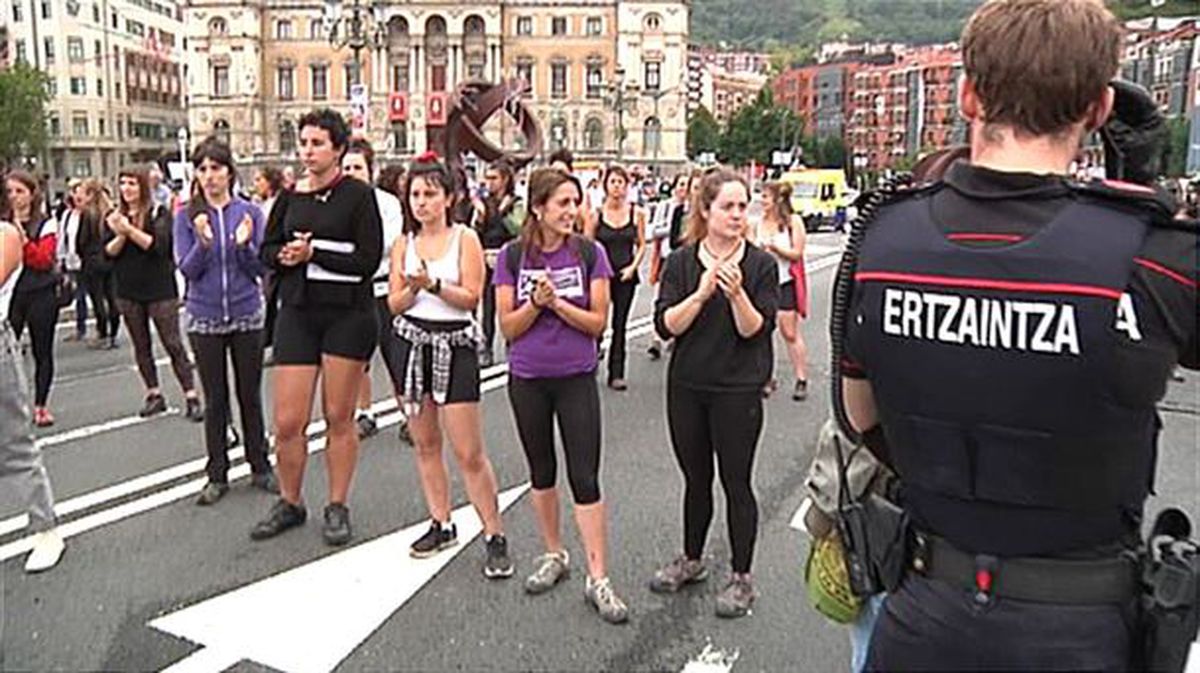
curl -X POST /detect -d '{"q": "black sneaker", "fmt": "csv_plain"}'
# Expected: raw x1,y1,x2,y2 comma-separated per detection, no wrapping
139,393,167,418
647,343,662,360
250,499,307,540
181,395,202,422
397,420,413,445
185,397,204,423
793,379,808,402
480,350,494,368
196,482,228,506
410,521,458,558
323,503,352,546
483,534,514,579
356,413,378,439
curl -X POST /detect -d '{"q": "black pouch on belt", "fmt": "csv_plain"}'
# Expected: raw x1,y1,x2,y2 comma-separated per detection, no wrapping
1139,508,1200,673
838,493,912,597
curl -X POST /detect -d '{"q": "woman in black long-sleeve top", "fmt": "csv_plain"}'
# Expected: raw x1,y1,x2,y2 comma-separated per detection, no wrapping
649,168,778,620
250,109,383,547
104,166,202,421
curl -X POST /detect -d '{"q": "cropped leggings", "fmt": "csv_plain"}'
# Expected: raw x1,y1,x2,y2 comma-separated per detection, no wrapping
116,298,195,393
508,372,602,505
666,383,763,574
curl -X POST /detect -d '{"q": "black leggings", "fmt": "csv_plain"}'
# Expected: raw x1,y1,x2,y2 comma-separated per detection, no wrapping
607,279,636,382
116,298,195,393
82,269,120,339
508,373,602,505
666,384,763,574
8,286,58,406
189,330,270,483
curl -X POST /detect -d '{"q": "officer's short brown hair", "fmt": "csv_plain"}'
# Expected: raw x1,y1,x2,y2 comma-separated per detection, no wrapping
962,0,1122,137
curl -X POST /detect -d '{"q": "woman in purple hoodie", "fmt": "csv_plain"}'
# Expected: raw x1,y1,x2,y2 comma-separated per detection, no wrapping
175,137,278,506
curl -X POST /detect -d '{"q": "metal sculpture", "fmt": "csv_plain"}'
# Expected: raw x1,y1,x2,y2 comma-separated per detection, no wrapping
442,78,544,174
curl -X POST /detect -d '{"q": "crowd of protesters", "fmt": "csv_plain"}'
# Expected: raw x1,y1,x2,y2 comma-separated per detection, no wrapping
1,108,819,628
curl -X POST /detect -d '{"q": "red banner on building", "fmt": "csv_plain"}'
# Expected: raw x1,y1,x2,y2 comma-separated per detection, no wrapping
388,92,408,122
426,92,447,127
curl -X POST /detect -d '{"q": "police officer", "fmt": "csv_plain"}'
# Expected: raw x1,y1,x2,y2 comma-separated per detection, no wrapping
834,1,1199,669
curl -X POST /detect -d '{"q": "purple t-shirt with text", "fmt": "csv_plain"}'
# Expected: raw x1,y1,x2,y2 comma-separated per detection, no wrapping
493,239,613,379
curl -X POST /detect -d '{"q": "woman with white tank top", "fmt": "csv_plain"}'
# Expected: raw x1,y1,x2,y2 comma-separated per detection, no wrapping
0,220,65,572
387,155,513,580
753,181,809,401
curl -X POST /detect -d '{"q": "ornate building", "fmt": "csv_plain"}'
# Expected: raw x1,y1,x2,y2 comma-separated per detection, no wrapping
5,0,187,196
182,0,689,170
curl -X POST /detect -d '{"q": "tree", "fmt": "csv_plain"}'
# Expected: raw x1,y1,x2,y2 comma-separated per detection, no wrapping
0,63,51,170
687,106,722,159
1164,117,1190,178
719,89,803,166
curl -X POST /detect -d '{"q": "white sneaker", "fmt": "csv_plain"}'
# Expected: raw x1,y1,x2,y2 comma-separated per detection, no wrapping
24,529,66,573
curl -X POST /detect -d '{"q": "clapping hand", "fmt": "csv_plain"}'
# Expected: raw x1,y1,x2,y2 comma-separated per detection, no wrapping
234,212,254,247
532,271,557,309
193,213,214,247
106,211,131,237
715,260,744,299
406,259,434,292
278,231,312,267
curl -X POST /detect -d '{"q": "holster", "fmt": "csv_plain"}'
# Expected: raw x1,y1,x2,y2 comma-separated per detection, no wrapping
1138,509,1200,673
837,492,912,598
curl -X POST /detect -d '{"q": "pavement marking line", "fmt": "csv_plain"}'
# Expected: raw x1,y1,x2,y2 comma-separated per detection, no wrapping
681,642,740,673
0,379,504,561
36,407,182,451
158,646,242,673
54,357,171,388
1187,643,1199,673
151,483,530,673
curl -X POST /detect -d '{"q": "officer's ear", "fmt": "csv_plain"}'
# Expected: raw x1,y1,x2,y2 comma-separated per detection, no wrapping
957,76,980,123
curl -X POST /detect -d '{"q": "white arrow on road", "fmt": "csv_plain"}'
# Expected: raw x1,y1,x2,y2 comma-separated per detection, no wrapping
152,483,530,673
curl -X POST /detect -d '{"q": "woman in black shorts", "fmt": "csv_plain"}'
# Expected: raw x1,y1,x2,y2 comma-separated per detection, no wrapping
251,109,383,546
388,155,512,579
754,181,808,400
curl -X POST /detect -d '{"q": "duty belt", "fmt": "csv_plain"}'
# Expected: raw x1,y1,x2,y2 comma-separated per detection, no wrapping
912,532,1139,606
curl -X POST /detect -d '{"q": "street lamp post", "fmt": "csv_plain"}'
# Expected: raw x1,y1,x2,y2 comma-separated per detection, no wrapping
643,87,673,169
604,67,639,161
323,0,387,86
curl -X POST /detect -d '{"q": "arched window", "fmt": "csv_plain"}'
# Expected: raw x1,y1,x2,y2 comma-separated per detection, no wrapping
213,118,230,145
584,117,604,151
279,119,295,154
644,13,662,33
643,117,661,156
208,17,227,36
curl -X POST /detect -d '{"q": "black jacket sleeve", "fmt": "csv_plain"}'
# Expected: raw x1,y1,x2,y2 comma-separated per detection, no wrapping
654,247,691,340
260,191,289,272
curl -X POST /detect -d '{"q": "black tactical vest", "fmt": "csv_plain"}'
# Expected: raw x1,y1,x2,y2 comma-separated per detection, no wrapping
851,188,1163,530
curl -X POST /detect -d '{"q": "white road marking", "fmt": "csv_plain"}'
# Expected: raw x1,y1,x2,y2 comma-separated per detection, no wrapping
1186,642,1199,673
152,483,530,673
681,642,740,673
158,645,242,673
53,357,171,388
37,407,181,451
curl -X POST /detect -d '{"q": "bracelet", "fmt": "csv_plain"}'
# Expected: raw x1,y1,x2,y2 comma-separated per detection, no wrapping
430,278,443,295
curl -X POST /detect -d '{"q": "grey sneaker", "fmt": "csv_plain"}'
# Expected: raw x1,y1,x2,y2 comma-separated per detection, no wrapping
649,556,708,593
524,550,570,595
483,534,514,579
195,481,229,506
585,576,630,624
715,573,756,618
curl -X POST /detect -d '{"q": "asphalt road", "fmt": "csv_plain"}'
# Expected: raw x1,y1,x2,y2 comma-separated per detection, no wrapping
1,232,1196,672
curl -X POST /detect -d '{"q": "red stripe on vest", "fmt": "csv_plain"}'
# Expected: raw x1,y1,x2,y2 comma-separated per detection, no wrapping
946,233,1025,243
1134,257,1198,289
854,271,1123,300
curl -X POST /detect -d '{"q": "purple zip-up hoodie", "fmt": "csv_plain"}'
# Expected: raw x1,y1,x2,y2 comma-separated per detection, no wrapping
174,196,266,323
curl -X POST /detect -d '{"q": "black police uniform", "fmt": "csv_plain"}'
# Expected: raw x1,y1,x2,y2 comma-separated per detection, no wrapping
842,162,1199,671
